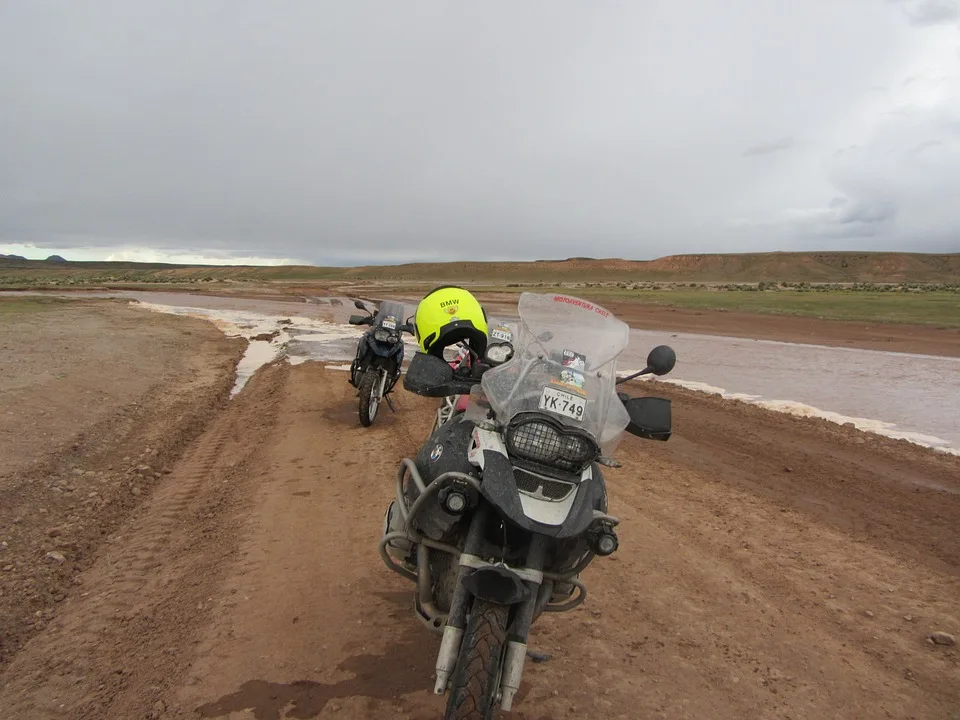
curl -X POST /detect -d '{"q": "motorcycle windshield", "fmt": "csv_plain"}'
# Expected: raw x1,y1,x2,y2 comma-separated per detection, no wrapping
481,293,631,452
374,301,406,332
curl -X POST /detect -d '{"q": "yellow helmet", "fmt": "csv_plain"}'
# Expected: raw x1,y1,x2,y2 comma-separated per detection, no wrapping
415,285,489,357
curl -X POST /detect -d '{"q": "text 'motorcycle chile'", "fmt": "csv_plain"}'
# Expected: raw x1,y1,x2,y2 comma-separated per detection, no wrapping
379,292,677,719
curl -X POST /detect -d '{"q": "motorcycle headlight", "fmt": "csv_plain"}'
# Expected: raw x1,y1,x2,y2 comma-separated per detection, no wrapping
374,329,398,343
504,415,598,474
485,342,513,365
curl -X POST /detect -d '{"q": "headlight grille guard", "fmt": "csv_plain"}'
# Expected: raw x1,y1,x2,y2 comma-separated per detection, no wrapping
503,412,600,475
374,328,399,343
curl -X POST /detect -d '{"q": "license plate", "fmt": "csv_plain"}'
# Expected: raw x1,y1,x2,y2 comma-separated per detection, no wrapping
381,319,397,330
491,329,512,341
538,386,585,420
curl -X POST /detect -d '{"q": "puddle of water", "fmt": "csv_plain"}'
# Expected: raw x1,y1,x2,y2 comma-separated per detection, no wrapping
615,325,960,457
619,374,960,457
233,341,283,396
134,300,371,395
104,293,960,457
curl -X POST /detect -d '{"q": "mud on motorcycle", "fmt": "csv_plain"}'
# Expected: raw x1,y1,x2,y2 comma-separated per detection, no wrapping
379,292,676,719
348,299,415,427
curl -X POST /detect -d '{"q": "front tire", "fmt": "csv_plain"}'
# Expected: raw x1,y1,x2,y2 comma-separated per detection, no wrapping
444,600,509,720
359,370,380,426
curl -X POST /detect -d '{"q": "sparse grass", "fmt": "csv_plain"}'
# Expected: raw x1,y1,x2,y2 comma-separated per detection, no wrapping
0,296,75,317
349,282,960,326
466,287,960,327
626,290,960,326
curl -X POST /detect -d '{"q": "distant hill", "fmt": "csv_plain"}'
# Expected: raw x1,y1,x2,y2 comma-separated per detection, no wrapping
332,252,960,283
1,251,959,284
0,253,68,264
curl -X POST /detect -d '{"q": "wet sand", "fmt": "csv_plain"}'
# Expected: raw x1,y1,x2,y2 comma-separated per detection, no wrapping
0,359,957,719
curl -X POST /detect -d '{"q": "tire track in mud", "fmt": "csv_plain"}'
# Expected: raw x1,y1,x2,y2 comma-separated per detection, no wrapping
0,361,292,720
170,363,461,719
4,363,958,720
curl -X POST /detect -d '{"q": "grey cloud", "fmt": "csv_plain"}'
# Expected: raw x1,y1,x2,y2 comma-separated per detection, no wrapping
742,137,796,157
833,145,862,157
891,0,960,25
2,1,959,263
835,198,898,225
909,139,944,154
737,197,897,243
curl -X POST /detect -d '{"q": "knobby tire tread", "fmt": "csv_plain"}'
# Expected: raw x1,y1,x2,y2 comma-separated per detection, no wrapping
359,370,378,427
444,600,509,720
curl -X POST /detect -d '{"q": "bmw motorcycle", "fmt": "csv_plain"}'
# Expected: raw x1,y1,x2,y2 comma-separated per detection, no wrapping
379,292,676,719
348,299,415,427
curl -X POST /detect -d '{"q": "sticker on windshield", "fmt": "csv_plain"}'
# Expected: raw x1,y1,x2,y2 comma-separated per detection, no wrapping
539,386,586,421
491,324,513,342
551,368,586,395
561,350,586,371
381,316,398,331
559,369,585,391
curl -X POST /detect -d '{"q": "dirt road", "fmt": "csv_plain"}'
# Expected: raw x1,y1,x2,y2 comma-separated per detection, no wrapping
2,346,958,719
0,299,243,670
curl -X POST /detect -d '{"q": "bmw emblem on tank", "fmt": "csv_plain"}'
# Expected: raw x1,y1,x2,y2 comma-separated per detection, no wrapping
430,444,443,462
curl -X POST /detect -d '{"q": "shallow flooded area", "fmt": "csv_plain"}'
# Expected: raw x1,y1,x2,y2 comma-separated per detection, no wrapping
5,289,958,454
622,328,960,454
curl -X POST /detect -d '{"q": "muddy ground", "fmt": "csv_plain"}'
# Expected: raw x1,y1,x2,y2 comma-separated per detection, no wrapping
0,299,244,668
1,303,959,719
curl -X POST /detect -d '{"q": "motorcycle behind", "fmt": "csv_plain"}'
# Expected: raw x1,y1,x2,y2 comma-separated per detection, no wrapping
348,299,415,427
379,292,677,719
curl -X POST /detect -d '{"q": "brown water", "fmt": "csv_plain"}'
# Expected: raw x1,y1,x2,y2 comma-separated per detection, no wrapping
5,290,958,455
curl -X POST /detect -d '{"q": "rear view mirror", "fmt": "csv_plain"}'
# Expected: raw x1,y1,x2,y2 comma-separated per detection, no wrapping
645,346,676,376
616,344,677,385
404,353,477,397
623,396,672,441
354,300,367,311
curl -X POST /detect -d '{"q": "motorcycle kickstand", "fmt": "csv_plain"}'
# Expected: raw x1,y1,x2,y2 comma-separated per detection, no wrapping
385,394,396,412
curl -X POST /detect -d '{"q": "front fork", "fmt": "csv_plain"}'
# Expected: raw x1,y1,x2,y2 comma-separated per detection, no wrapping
433,504,548,712
378,369,399,412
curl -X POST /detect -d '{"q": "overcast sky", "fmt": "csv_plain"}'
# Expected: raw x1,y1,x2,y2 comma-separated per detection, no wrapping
2,1,959,266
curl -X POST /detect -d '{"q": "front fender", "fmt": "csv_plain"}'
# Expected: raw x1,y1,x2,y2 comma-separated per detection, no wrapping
461,565,531,606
